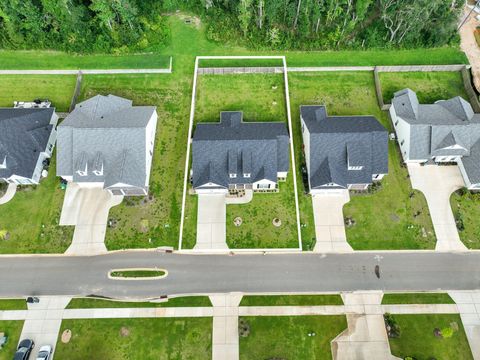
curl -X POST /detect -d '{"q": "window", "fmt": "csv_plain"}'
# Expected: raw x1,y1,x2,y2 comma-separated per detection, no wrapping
348,165,363,171
243,173,251,178
93,164,103,176
229,173,237,178
400,140,404,146
394,121,398,126
301,124,304,133
257,183,270,189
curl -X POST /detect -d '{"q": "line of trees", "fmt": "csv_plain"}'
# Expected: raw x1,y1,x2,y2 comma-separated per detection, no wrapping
0,0,463,53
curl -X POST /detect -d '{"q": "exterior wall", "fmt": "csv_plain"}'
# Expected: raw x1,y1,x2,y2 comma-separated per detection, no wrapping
277,171,288,180
348,183,369,191
434,156,460,163
253,179,277,191
300,116,313,192
310,188,346,195
390,106,412,162
144,110,158,187
5,175,36,185
195,188,228,195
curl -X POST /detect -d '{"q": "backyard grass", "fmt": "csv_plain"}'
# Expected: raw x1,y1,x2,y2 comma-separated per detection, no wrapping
0,321,23,360
380,71,469,104
450,189,480,249
55,317,212,360
0,159,73,253
0,75,76,112
0,299,27,310
226,175,299,249
194,73,287,123
239,315,346,360
0,50,171,70
288,71,436,250
388,314,473,360
240,295,343,306
382,293,455,305
66,296,212,309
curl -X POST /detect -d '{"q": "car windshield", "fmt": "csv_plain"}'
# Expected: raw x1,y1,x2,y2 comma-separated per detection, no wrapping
37,351,49,358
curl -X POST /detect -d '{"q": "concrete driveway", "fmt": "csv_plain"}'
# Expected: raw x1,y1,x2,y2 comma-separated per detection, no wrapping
407,164,467,251
312,190,353,252
195,194,228,250
60,183,123,255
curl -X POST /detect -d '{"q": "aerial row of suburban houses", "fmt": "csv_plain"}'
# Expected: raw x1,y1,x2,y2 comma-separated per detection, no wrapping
1,89,480,198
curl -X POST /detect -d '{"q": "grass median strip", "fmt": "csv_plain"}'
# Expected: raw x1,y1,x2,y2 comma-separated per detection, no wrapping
55,317,212,360
239,315,346,360
66,296,212,309
240,295,343,306
382,293,455,305
109,269,167,279
0,299,27,310
388,314,472,360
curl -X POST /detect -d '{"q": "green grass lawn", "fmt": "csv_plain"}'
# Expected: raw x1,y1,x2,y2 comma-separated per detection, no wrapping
0,158,73,254
382,293,455,305
0,51,170,70
55,317,212,360
0,299,27,310
389,314,473,360
288,71,436,250
66,296,211,309
239,315,346,360
110,269,166,278
0,321,23,360
450,189,480,249
0,75,76,112
240,295,343,306
194,73,287,123
380,71,469,104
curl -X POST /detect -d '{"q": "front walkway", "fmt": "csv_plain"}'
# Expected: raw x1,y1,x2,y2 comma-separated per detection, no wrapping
407,164,467,251
195,194,228,250
18,296,71,360
332,292,400,360
60,183,123,255
0,183,17,205
312,190,353,252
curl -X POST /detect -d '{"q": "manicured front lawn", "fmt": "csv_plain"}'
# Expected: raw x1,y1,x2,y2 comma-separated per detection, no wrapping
0,299,27,310
388,314,473,360
226,174,299,249
288,71,435,250
66,296,212,309
0,75,76,112
194,73,287,123
380,71,469,104
240,295,343,306
0,159,73,254
0,321,23,360
239,315,346,360
79,73,191,250
450,189,480,249
382,293,455,305
0,51,170,70
55,317,212,360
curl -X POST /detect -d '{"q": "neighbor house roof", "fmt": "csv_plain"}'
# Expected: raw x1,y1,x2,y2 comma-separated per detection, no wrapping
301,105,388,189
0,108,55,180
392,89,480,186
192,112,289,189
57,94,156,190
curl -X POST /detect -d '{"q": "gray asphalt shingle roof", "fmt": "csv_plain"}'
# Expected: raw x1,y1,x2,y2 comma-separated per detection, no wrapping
392,89,480,186
301,105,388,189
192,112,290,189
57,95,156,190
0,108,55,180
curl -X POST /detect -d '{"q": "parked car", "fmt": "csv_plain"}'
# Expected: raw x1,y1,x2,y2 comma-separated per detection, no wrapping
14,339,34,360
36,345,52,360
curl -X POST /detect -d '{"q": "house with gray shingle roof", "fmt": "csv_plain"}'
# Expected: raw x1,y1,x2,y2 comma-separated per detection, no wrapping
0,107,58,185
300,105,388,193
57,94,157,196
390,89,480,189
192,112,290,193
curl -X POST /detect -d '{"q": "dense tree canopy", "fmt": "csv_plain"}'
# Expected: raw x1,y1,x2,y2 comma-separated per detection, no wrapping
0,0,463,53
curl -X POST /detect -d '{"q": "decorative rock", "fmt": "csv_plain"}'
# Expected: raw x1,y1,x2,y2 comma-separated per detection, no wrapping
272,218,282,227
234,217,243,227
61,329,72,343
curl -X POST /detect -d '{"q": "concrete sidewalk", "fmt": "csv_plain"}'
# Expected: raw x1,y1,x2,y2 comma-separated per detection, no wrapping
18,296,71,360
210,294,242,360
60,183,123,255
407,164,467,251
0,183,17,205
312,191,353,253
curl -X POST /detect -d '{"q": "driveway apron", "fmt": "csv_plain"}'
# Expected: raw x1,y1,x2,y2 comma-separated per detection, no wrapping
195,194,228,250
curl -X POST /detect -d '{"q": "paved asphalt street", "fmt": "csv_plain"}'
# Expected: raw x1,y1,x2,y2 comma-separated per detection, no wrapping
0,251,479,300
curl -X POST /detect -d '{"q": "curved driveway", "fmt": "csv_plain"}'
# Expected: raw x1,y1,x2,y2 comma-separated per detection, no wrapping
1,251,480,300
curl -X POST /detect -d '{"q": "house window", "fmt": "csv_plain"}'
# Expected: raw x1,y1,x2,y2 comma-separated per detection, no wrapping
48,144,53,151
394,120,398,126
244,173,251,178
257,183,269,189
301,124,304,133
400,140,405,146
229,173,237,178
93,164,103,176
348,166,363,171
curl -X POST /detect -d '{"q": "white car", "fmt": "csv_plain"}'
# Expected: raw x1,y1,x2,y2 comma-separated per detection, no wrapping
36,345,53,360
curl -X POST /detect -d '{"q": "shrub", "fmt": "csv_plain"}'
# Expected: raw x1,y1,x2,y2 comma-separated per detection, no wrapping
384,313,401,338
441,326,454,338
239,318,250,337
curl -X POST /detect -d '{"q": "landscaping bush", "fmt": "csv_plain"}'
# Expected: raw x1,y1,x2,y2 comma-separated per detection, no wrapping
441,326,454,338
384,313,401,338
239,318,250,337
